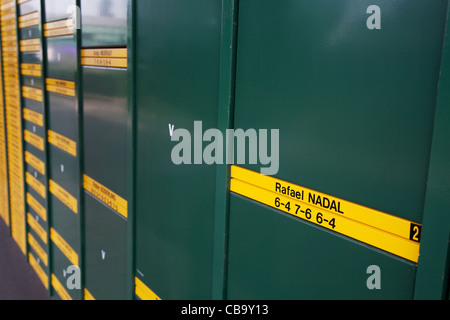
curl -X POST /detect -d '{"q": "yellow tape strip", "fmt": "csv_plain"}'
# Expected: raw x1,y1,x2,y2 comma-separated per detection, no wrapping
51,274,72,300
50,228,79,266
49,180,78,215
81,57,127,68
46,84,75,97
25,151,45,175
81,48,127,59
23,108,43,127
231,166,421,242
24,129,44,151
28,232,48,266
27,213,47,244
29,253,48,290
25,171,46,199
44,26,73,38
231,177,420,263
135,277,161,300
27,192,47,222
84,289,95,301
83,175,128,219
46,78,75,89
44,18,73,30
48,130,77,157
18,11,39,22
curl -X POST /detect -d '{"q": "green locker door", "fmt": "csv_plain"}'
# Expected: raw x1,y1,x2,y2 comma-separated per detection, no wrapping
81,0,129,300
134,0,222,300
18,0,50,293
44,0,82,300
1,0,26,257
227,0,448,299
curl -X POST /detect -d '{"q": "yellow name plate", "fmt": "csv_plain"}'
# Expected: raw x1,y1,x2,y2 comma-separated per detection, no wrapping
230,166,421,263
83,175,128,219
48,130,77,157
49,180,78,214
50,227,79,266
81,48,127,68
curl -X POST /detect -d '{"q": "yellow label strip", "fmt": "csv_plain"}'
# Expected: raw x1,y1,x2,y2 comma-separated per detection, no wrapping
231,166,421,242
21,63,42,77
27,213,47,244
28,232,48,266
22,87,43,101
84,289,95,301
50,228,79,266
231,176,420,263
19,38,40,52
24,129,44,151
135,277,161,300
44,26,73,38
81,57,127,68
27,192,47,222
51,274,72,300
25,151,45,175
22,69,41,77
23,108,43,127
44,18,73,30
25,171,46,199
46,78,75,97
29,253,48,290
46,78,75,89
49,180,78,214
81,48,127,58
46,84,75,97
19,18,39,29
83,175,128,219
48,130,77,157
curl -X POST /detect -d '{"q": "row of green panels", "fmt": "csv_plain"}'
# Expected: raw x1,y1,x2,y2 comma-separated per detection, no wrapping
0,0,450,300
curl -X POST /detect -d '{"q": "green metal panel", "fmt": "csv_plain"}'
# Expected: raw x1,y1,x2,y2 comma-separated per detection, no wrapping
44,0,83,300
82,66,129,300
227,194,417,299
45,37,77,81
134,0,222,300
18,0,51,293
212,0,239,300
414,2,450,300
44,0,76,22
81,0,128,47
227,0,448,299
80,0,129,300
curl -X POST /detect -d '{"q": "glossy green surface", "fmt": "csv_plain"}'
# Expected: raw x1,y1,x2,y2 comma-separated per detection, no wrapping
415,2,450,300
44,0,82,300
233,0,447,223
84,194,128,299
19,0,50,292
83,66,128,299
134,0,222,299
44,0,76,22
227,0,448,299
227,194,417,299
81,0,128,47
46,37,77,81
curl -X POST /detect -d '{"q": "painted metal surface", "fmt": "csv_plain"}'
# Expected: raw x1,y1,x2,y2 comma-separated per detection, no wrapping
44,0,83,300
18,0,50,293
133,0,222,300
415,1,450,300
227,0,448,299
83,66,129,300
